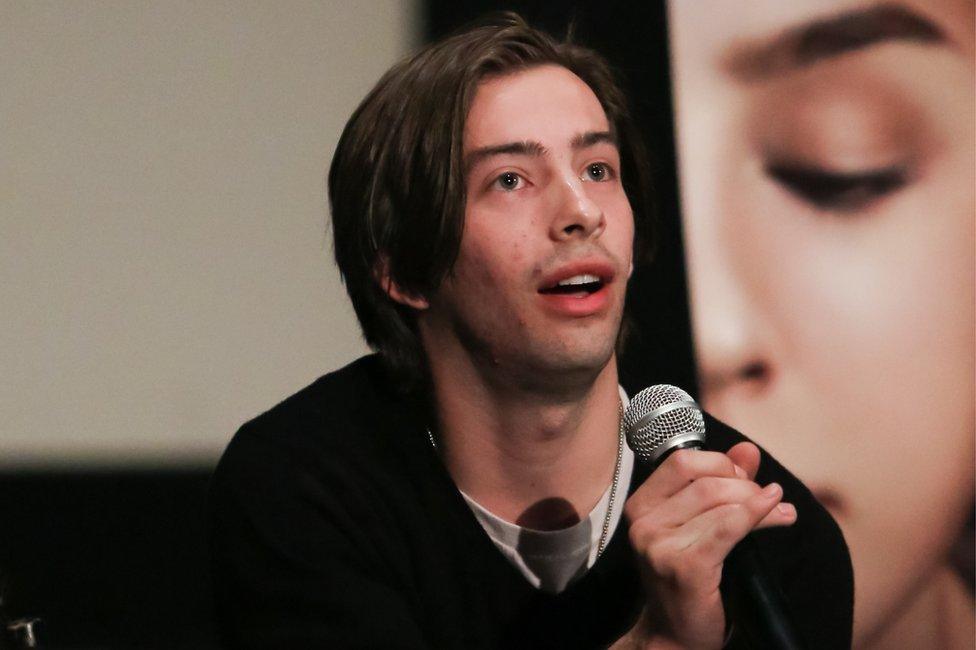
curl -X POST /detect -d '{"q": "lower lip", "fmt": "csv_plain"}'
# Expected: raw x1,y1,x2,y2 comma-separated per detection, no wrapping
538,284,611,317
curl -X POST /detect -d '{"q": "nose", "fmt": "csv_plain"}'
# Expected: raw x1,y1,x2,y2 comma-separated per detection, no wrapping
548,178,605,241
684,198,775,407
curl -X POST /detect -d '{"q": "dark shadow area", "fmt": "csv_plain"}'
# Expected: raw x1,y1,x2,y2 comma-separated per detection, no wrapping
0,469,217,649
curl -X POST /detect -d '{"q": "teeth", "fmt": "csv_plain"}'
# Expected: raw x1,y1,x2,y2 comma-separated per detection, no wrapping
556,274,600,287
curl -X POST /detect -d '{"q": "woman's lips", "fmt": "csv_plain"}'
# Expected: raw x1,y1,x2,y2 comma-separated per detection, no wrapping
812,486,847,517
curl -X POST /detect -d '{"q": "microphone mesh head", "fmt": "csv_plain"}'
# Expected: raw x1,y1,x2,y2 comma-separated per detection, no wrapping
623,384,705,462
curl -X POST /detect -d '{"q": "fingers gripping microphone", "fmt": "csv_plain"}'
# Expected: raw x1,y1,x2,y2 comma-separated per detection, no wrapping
624,385,806,650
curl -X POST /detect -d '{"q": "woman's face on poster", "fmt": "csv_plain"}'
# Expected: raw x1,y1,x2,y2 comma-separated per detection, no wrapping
668,0,974,644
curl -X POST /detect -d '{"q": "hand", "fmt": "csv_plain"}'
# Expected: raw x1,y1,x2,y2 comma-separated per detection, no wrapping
616,442,797,650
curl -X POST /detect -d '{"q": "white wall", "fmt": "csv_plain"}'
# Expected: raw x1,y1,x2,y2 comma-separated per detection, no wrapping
1,1,419,467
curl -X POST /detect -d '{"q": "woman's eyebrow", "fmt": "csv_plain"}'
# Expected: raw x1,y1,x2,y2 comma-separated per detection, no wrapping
723,3,946,81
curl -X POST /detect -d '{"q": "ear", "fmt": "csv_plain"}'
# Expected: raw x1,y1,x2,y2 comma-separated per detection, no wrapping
373,256,429,310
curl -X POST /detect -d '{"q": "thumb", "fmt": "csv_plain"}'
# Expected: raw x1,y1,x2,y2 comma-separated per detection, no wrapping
727,441,761,480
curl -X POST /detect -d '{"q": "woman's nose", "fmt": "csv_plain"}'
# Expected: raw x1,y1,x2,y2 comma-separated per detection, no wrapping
684,204,775,405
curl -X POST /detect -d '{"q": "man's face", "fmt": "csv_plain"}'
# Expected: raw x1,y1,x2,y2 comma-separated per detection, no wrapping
418,64,634,388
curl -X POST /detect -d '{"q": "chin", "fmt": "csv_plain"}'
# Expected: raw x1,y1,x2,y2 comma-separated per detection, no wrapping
532,340,617,380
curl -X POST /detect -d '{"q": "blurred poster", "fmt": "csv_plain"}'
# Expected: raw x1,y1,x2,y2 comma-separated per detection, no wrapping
667,1,974,648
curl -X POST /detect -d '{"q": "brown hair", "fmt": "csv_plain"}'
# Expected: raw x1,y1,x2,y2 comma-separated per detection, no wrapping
328,13,655,388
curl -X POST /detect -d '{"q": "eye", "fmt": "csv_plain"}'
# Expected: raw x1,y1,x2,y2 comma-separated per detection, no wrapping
492,171,525,192
767,163,909,212
582,162,615,182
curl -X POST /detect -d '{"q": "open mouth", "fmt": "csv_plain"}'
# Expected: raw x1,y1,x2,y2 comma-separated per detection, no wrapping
538,274,605,296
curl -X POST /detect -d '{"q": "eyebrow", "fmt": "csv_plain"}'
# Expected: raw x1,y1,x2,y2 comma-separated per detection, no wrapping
572,130,617,149
724,3,946,81
463,130,617,173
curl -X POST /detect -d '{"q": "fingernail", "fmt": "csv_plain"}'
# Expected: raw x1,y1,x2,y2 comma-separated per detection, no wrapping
777,503,796,517
762,483,782,498
733,465,747,479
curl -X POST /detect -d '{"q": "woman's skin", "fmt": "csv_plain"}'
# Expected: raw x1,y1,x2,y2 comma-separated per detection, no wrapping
667,1,975,647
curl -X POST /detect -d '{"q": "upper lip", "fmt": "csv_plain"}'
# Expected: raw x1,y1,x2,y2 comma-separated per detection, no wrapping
537,259,616,292
811,486,846,515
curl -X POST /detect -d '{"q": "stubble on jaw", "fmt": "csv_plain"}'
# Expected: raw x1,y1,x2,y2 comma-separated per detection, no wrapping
420,260,629,401
435,307,624,403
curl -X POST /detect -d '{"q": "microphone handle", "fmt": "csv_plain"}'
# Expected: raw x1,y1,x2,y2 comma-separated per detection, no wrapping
723,536,806,650
654,443,807,650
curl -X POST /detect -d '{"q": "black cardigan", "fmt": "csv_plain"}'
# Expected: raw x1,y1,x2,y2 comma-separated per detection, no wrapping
209,355,853,648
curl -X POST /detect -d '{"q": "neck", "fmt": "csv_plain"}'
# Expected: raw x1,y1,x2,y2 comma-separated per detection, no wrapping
428,352,623,531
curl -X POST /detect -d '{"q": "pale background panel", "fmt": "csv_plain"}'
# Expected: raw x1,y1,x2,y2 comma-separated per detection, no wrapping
1,1,419,467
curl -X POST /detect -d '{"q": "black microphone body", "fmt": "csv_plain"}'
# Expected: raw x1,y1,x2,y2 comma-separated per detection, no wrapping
625,386,806,650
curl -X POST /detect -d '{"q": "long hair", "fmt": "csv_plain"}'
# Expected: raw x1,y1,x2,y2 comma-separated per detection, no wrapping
329,13,655,388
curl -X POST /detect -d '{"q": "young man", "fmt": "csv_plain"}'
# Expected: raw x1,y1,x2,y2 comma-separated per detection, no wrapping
210,15,853,649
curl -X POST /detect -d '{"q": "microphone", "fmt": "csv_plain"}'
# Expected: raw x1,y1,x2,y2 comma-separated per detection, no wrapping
623,385,806,650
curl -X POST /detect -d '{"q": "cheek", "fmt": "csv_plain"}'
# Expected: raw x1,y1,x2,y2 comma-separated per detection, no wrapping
744,197,975,632
746,177,975,507
604,194,635,264
454,227,530,301
756,189,973,380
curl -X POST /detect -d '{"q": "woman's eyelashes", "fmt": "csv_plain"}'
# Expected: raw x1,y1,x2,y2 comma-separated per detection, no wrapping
766,162,910,212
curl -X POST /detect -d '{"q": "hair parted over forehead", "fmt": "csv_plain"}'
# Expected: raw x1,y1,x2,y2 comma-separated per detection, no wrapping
329,12,655,388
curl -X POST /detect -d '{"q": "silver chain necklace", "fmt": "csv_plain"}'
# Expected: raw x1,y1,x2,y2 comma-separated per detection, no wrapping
597,400,625,558
426,400,625,559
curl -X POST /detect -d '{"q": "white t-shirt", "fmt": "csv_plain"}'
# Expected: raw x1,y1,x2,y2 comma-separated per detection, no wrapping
459,388,635,594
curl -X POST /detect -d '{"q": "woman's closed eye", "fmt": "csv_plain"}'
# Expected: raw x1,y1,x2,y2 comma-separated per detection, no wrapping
766,163,910,212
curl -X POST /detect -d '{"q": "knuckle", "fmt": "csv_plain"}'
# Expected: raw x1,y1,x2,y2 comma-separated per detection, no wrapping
627,519,647,547
672,554,709,587
646,543,678,580
713,504,747,541
694,476,728,503
628,518,659,548
670,449,695,480
719,453,738,476
623,499,642,523
714,519,738,544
